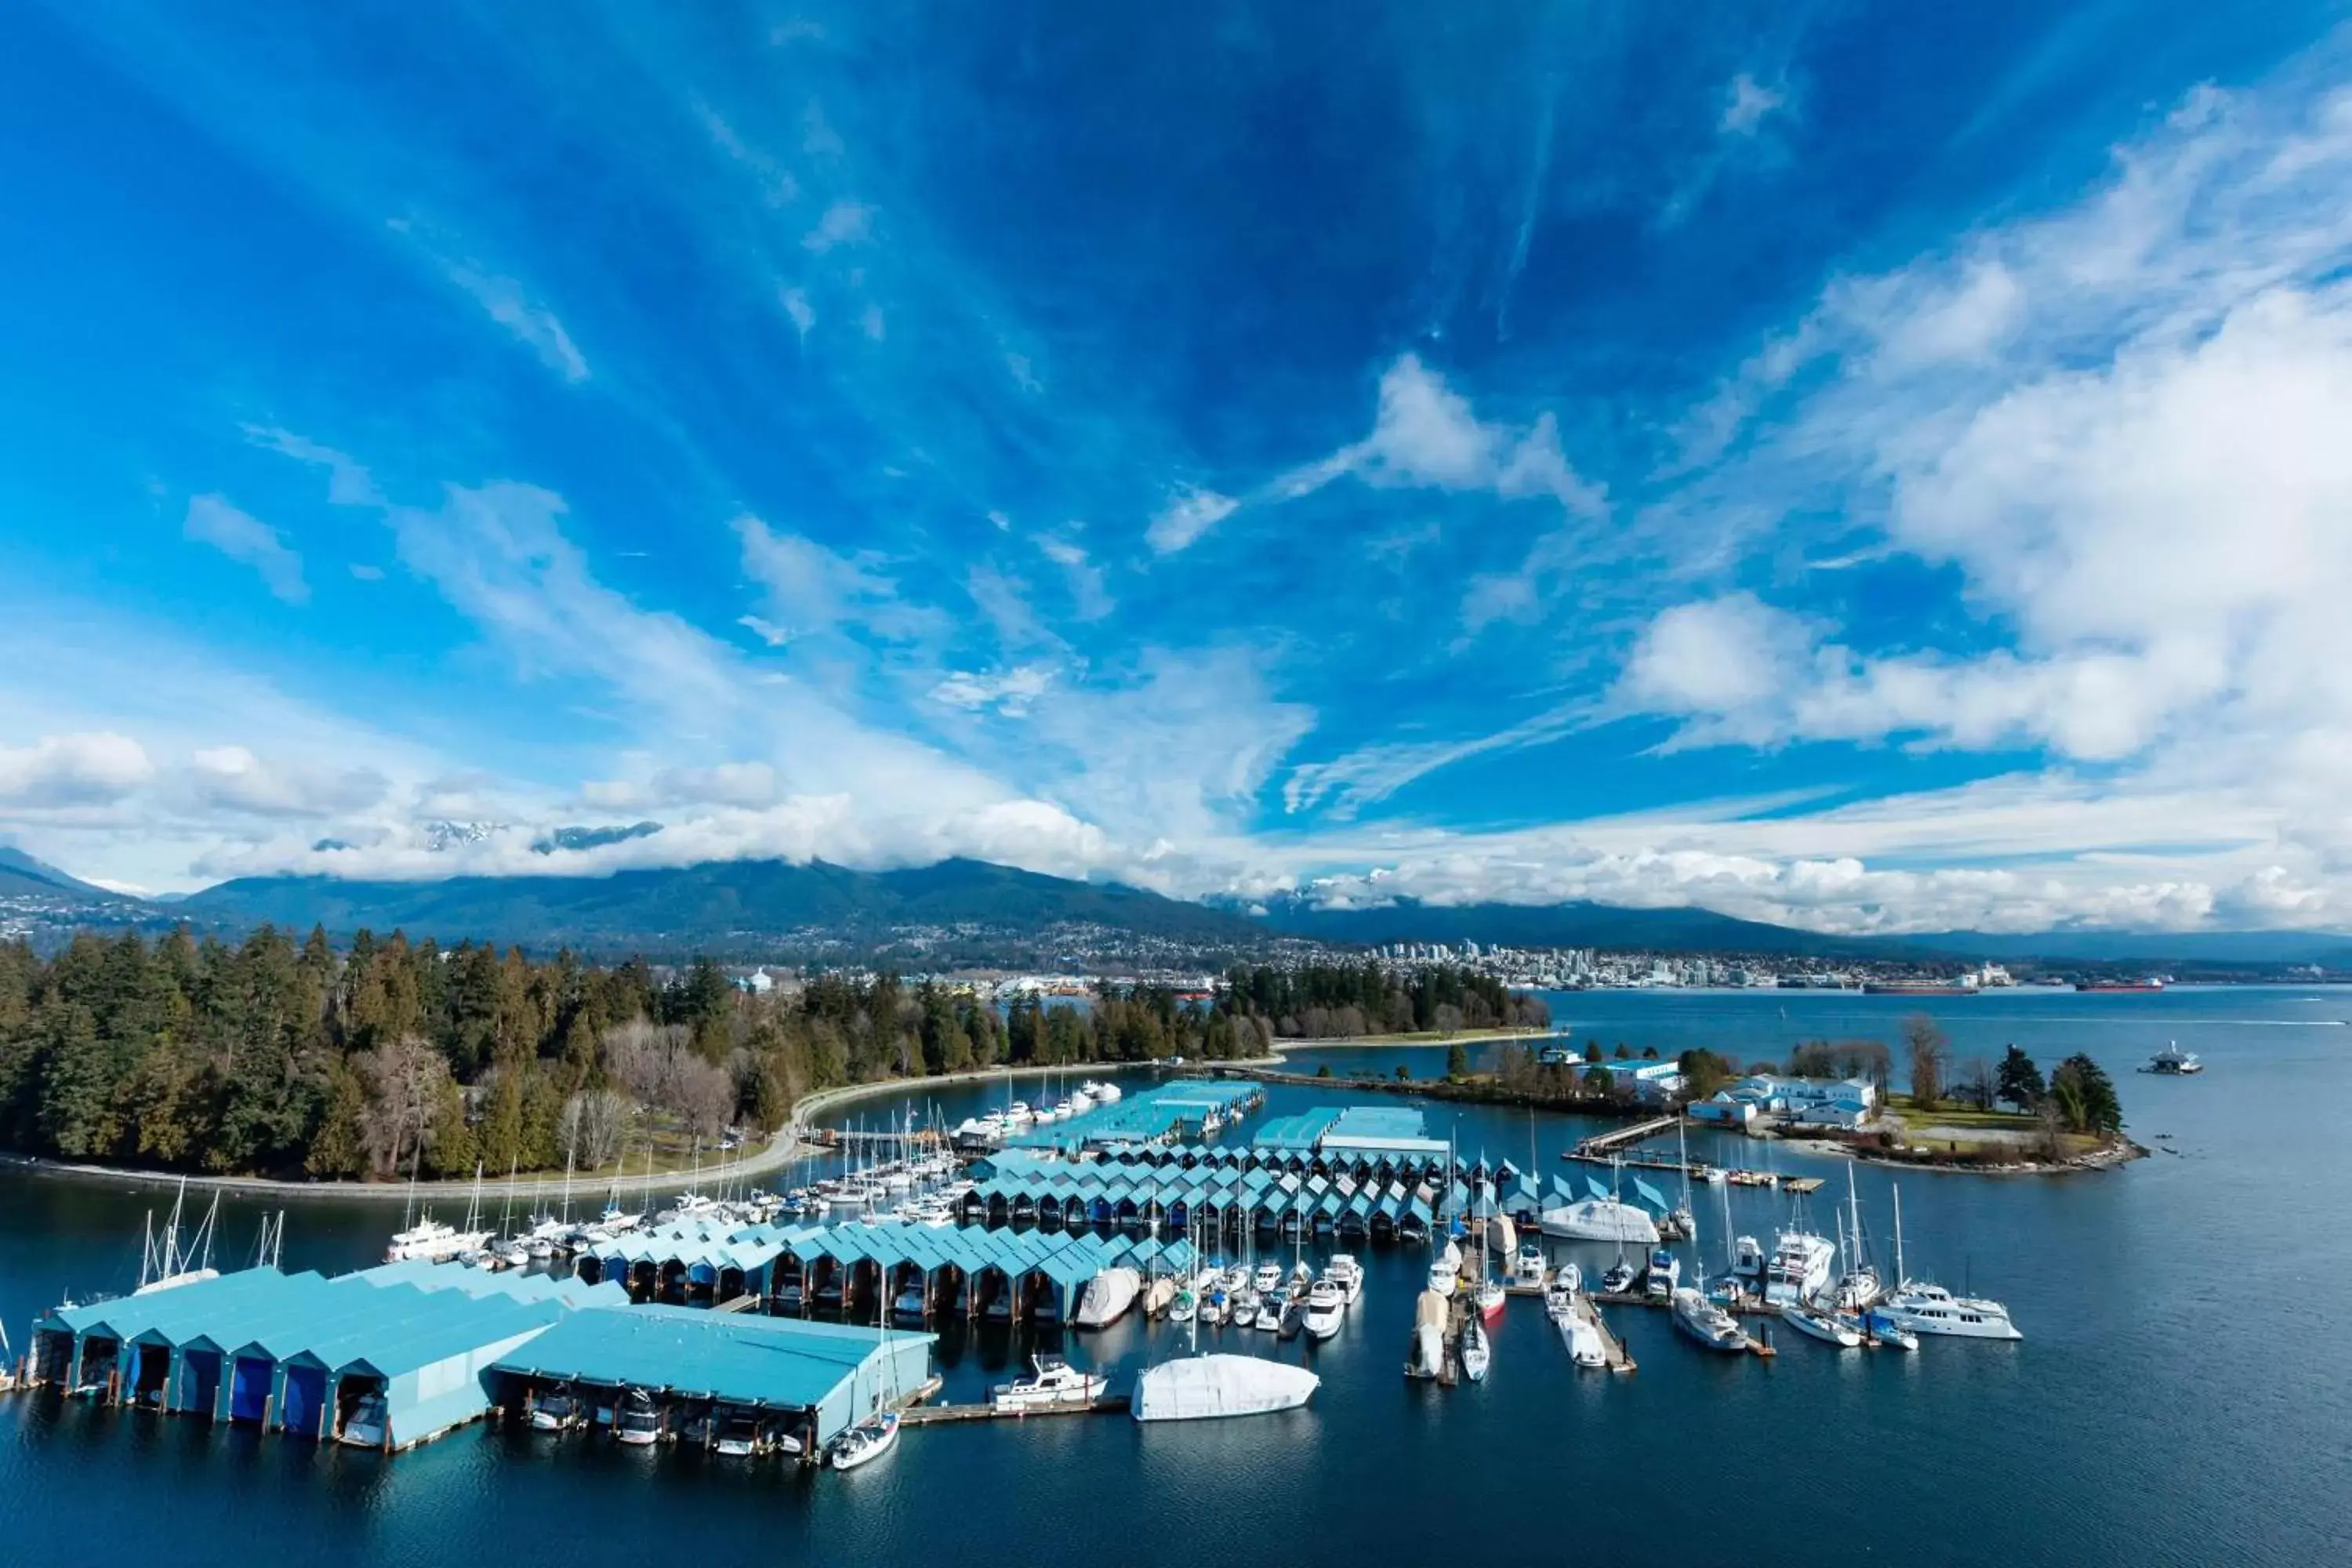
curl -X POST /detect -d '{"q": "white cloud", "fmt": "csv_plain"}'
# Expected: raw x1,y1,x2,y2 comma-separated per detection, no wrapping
1281,354,1606,517
394,223,590,384
185,745,387,817
1034,535,1113,621
1145,487,1239,555
734,516,943,645
184,495,308,604
0,734,155,807
1719,73,1787,136
780,286,815,336
803,199,873,253
930,664,1054,715
736,614,790,647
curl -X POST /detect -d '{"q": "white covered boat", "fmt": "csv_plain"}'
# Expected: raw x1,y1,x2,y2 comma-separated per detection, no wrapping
1073,1266,1141,1329
1671,1287,1750,1352
1538,1198,1661,1244
1559,1312,1606,1368
1405,1289,1447,1380
1132,1355,1319,1421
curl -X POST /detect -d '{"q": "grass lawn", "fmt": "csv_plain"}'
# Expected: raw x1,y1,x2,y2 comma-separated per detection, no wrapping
1886,1095,2038,1132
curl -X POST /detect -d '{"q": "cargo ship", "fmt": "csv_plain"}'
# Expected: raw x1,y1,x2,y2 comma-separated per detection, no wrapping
1862,980,1980,997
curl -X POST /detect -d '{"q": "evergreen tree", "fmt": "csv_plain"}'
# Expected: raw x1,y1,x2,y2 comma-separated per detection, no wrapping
1996,1045,2046,1111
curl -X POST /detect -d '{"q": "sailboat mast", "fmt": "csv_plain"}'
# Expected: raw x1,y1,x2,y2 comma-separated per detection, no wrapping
1892,1184,1907,1287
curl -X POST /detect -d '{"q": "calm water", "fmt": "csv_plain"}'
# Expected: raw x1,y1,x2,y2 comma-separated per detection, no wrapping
4,988,2348,1566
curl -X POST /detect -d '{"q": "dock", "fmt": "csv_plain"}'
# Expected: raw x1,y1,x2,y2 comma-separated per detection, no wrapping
1574,1116,1681,1157
900,1394,1130,1425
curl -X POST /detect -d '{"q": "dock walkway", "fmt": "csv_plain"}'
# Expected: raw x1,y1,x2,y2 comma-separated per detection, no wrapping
900,1395,1129,1425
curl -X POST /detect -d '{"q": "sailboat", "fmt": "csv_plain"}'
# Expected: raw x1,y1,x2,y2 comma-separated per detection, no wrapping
134,1179,220,1295
1874,1185,2024,1340
1135,1204,1319,1421
1470,1175,1506,1323
1458,1313,1491,1382
1673,1167,1749,1352
1827,1164,1884,1310
829,1270,905,1467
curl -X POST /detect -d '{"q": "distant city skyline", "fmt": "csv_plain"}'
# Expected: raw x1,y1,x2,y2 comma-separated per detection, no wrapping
5,4,2352,938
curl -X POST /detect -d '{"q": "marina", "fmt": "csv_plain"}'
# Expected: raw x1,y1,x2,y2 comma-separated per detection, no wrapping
1,988,2346,1566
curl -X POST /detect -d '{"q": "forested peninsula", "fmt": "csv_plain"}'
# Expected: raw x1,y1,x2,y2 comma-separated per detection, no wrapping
0,924,1544,1181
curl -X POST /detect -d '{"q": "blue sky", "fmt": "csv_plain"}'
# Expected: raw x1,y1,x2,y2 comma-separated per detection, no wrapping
5,1,2351,934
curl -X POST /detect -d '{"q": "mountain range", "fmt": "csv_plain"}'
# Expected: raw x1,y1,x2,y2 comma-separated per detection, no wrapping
9,840,2351,968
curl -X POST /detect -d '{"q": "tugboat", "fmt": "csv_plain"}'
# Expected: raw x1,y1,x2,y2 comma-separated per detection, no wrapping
2142,1041,2204,1075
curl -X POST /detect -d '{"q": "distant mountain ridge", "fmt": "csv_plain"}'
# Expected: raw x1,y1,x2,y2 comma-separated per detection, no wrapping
13,846,2347,968
1248,893,1867,957
0,846,122,902
183,855,1270,953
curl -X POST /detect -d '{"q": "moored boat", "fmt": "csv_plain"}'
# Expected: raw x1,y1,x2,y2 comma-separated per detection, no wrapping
827,1410,900,1469
1133,1355,1318,1421
992,1352,1108,1412
1784,1302,1864,1348
1671,1287,1750,1352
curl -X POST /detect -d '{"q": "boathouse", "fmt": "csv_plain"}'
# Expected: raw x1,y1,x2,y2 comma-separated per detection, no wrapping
27,1263,622,1450
487,1305,933,1452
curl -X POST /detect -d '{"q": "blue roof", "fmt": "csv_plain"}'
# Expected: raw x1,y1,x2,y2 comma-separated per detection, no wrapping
489,1304,929,1409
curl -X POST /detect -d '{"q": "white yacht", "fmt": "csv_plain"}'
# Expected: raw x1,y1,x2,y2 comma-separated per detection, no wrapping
1764,1230,1837,1307
384,1216,488,1265
1876,1281,2024,1340
614,1388,662,1446
1511,1242,1548,1290
1643,1247,1681,1300
1302,1280,1346,1341
1671,1287,1750,1353
1732,1235,1764,1282
1251,1291,1283,1332
1133,1355,1318,1421
1559,1312,1607,1369
1253,1261,1283,1295
527,1383,585,1432
992,1353,1107,1412
1323,1254,1365,1305
2143,1041,2204,1075
1538,1196,1661,1244
1877,1184,2024,1340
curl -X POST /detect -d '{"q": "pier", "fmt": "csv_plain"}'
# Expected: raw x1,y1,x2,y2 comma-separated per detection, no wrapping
900,1394,1131,1425
1575,1115,1682,1157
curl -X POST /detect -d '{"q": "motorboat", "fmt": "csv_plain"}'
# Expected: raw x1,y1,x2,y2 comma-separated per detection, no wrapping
1733,1235,1765,1281
1765,1230,1837,1307
1864,1309,1920,1351
714,1409,779,1457
2143,1041,2204,1075
1671,1287,1749,1353
1553,1261,1583,1297
1253,1261,1283,1294
528,1383,585,1432
1169,1286,1197,1323
1512,1242,1548,1290
992,1353,1108,1412
1073,1267,1141,1329
1784,1302,1864,1348
1643,1247,1681,1300
1133,1355,1319,1421
1323,1254,1365,1305
385,1216,488,1265
1875,1281,2024,1340
1544,1272,1578,1322
1876,1185,2023,1340
337,1391,390,1450
1231,1285,1261,1325
1277,1289,1305,1341
1302,1280,1346,1341
1200,1289,1232,1327
1459,1317,1491,1382
1251,1292,1283,1332
828,1411,901,1470
615,1388,662,1446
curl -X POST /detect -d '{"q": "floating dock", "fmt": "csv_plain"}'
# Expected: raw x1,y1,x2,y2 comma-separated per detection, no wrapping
1006,1078,1265,1153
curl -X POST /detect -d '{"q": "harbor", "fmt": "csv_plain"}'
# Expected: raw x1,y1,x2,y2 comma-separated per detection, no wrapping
1,989,2343,1566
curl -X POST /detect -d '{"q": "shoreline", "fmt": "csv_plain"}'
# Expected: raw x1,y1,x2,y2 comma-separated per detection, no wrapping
1776,1133,2151,1176
0,1055,1275,1204
1269,1028,1558,1054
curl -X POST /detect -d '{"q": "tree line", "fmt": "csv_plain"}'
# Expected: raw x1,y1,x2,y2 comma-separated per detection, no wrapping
0,930,1553,1181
